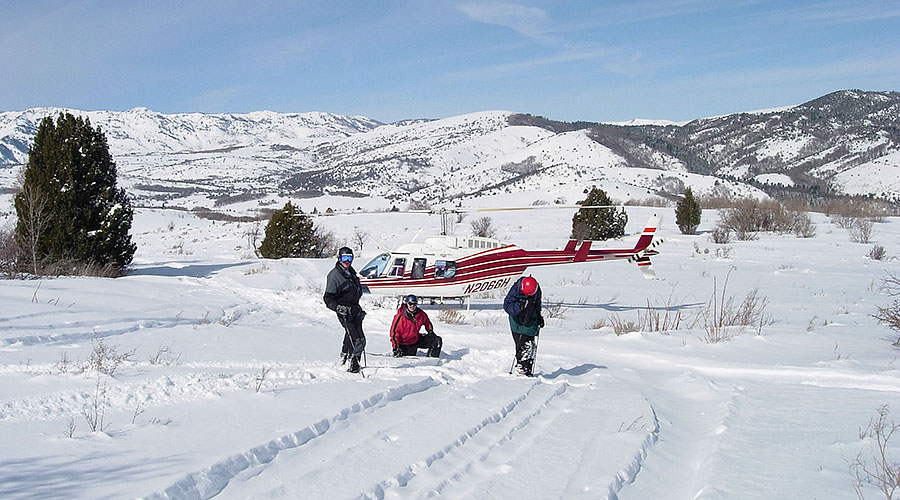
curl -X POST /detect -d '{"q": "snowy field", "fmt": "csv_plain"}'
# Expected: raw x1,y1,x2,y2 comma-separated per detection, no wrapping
1,202,900,499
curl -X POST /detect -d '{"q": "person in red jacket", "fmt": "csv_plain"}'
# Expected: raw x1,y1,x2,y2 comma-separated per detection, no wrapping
390,295,442,357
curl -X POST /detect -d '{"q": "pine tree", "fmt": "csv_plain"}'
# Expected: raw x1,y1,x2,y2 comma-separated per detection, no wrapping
570,187,628,240
675,187,702,234
15,113,135,274
258,202,322,258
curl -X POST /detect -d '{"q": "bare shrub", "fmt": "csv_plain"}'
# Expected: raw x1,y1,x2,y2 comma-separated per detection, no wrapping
873,279,900,344
792,211,817,238
715,246,733,260
82,377,109,433
881,272,900,296
717,198,813,240
254,365,271,393
438,307,467,325
470,217,497,238
609,313,644,335
0,224,19,279
220,309,243,327
313,229,340,259
132,401,145,424
638,292,686,333
588,317,608,330
243,264,269,275
543,299,570,319
407,199,431,211
709,225,732,244
851,404,900,500
16,183,51,276
148,344,181,366
701,268,773,343
244,221,262,257
475,315,500,327
879,304,900,344
87,338,135,376
193,311,212,328
55,351,72,374
624,197,670,207
352,227,370,250
849,218,875,244
825,198,892,223
40,258,126,278
868,245,887,261
831,213,857,230
64,416,77,438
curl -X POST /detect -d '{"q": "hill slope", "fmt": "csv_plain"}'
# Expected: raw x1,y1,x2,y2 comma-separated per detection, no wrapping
1,90,897,214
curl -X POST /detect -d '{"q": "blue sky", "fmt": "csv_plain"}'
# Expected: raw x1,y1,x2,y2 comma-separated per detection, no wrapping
3,0,899,123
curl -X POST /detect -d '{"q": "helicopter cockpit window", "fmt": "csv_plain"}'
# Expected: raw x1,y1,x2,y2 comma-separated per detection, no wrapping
389,258,407,277
360,253,391,278
412,258,426,279
434,260,457,279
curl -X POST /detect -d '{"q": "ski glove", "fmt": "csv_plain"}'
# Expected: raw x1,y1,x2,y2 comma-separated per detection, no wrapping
392,347,403,357
538,315,545,328
336,305,351,316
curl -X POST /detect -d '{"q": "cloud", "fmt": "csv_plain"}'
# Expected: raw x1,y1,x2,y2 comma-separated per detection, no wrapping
456,2,549,39
445,47,620,82
750,1,900,26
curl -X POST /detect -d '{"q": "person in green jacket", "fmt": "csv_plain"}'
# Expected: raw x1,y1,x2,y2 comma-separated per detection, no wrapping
503,276,544,376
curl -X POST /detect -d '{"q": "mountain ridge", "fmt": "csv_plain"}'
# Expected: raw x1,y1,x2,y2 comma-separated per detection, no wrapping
1,90,898,212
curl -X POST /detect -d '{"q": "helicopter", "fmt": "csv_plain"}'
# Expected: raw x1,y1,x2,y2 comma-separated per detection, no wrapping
354,207,662,302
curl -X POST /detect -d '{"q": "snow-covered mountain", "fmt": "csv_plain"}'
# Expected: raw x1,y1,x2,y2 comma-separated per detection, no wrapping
1,90,898,216
0,107,382,163
580,90,900,201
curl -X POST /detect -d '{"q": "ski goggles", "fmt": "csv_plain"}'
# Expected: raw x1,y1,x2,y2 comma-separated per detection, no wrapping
339,254,353,263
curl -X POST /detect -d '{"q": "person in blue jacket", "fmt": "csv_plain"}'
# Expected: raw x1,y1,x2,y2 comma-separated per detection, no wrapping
503,276,544,376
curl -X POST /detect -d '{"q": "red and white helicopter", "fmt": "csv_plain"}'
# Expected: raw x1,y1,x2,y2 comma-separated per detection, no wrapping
355,206,663,301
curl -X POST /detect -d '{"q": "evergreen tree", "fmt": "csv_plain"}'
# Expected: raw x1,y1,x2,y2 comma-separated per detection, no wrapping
570,187,627,240
15,113,135,274
675,187,703,234
258,202,321,258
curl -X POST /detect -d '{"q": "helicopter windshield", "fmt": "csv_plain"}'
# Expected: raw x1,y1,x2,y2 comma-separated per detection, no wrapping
360,253,391,278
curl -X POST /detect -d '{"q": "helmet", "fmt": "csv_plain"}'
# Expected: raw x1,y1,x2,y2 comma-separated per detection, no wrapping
404,294,418,306
520,276,538,296
337,247,353,263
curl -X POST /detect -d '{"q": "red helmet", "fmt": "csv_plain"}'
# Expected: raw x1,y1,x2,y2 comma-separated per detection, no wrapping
520,276,538,296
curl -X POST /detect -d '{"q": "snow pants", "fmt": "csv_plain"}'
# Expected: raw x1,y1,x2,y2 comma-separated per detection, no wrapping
398,334,442,357
512,332,538,376
338,311,366,371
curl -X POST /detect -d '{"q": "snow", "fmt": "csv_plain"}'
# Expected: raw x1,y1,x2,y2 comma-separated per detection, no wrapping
831,150,900,200
754,173,795,187
2,203,900,499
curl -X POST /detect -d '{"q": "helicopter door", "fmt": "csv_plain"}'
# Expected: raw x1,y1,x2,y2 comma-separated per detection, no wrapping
411,258,426,279
388,257,407,277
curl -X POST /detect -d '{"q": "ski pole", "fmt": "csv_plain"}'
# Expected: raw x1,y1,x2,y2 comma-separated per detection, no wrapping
345,326,365,378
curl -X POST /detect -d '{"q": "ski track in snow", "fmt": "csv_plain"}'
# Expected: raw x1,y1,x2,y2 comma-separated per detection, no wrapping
137,362,661,500
140,378,443,500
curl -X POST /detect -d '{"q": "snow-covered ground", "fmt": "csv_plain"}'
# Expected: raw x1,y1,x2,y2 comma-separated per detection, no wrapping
1,202,899,499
